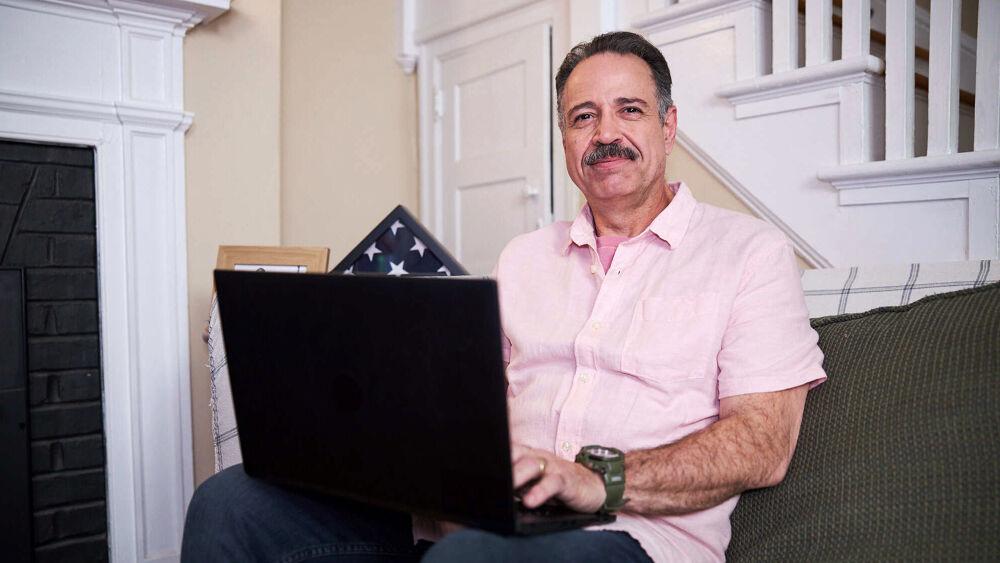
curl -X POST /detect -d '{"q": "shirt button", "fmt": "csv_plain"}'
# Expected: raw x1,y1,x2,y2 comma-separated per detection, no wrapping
590,264,598,274
561,441,573,453
591,321,601,331
579,372,591,383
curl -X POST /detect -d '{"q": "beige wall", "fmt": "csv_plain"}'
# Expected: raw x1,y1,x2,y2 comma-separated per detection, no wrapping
184,0,417,486
280,0,419,256
185,0,283,486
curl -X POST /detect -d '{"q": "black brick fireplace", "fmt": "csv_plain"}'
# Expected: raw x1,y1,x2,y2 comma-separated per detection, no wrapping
0,140,108,562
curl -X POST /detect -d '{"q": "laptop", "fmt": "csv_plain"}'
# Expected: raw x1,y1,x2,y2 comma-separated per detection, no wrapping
214,270,615,535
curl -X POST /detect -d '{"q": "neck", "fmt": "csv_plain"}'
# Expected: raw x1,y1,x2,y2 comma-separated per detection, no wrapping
589,180,674,238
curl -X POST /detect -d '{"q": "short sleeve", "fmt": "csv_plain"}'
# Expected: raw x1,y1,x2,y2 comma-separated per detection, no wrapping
717,239,826,398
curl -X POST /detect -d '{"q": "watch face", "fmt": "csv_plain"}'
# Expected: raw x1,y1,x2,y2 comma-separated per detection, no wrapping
584,446,620,461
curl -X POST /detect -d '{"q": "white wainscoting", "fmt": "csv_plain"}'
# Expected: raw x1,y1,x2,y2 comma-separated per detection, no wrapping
0,1,227,561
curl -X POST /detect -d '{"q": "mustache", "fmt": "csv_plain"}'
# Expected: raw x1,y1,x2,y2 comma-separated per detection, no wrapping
584,142,639,165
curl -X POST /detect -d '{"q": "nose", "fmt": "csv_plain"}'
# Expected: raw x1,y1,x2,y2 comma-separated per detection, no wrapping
593,113,622,145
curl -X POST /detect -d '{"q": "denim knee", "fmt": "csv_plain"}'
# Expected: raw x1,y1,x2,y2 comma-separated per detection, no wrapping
421,529,510,563
181,465,257,561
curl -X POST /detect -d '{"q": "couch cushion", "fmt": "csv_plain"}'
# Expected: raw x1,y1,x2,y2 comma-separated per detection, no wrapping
727,282,1000,561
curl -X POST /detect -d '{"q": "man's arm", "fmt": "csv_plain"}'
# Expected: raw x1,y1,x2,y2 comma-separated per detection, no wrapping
512,383,809,514
623,383,808,515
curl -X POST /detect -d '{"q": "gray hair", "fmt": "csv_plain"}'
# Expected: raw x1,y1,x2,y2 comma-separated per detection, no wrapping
555,31,673,128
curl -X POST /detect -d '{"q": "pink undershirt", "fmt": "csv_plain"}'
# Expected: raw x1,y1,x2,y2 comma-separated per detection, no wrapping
596,235,629,273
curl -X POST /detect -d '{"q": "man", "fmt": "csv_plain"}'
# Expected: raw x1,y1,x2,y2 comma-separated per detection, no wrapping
182,31,824,562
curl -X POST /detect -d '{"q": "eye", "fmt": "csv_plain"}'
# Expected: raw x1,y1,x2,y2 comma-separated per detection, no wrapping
571,113,594,126
622,106,642,115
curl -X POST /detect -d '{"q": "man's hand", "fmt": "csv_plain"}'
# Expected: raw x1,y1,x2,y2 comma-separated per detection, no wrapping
511,444,606,513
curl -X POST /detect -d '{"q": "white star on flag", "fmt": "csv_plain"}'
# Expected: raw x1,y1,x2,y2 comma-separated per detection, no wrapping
411,238,427,257
390,220,405,235
364,243,381,261
344,265,354,275
437,265,451,276
388,261,408,276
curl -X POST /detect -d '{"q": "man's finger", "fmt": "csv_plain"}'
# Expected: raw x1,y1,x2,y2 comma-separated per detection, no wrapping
521,472,565,508
512,455,547,490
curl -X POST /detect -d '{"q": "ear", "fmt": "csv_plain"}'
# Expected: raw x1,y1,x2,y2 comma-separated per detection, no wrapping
662,105,678,156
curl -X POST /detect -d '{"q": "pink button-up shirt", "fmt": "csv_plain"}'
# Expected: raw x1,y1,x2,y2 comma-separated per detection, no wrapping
495,182,826,562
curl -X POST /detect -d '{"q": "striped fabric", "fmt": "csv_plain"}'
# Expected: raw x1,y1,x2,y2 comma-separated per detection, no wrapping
801,260,998,317
207,295,242,472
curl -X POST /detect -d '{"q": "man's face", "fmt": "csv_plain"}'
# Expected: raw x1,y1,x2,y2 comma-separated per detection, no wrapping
560,53,677,207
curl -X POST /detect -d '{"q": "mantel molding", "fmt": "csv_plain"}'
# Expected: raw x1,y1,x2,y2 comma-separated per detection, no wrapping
0,1,227,560
0,0,228,29
0,89,192,131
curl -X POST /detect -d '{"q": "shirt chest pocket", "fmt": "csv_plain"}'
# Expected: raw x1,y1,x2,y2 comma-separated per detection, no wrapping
620,293,719,380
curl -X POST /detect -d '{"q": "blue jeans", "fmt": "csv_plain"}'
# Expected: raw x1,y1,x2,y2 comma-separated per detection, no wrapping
182,465,652,563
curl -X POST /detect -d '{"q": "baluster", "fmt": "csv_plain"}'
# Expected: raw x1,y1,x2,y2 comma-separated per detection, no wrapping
805,0,832,66
772,0,799,73
885,0,915,160
927,0,962,156
974,0,1000,151
841,0,871,59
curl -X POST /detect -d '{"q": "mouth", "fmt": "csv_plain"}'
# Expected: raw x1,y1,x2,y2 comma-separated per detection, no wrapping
589,157,631,170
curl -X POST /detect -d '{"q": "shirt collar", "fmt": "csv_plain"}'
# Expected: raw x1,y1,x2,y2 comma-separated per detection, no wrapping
564,182,697,252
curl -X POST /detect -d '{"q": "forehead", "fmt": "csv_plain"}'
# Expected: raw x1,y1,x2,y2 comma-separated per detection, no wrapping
562,52,656,107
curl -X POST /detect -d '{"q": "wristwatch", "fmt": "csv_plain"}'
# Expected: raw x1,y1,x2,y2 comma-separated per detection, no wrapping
575,445,627,512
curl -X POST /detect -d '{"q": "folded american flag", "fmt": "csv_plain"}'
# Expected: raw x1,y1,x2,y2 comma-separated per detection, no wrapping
332,205,467,276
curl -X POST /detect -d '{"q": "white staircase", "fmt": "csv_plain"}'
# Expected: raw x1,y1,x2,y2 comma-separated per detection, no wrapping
629,0,999,267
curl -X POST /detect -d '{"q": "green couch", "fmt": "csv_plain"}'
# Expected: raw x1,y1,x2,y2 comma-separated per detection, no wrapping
727,282,1000,560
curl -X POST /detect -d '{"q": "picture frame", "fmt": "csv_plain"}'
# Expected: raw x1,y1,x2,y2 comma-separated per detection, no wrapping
332,205,467,276
215,245,330,274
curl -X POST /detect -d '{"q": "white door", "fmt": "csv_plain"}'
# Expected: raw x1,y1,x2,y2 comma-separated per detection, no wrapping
435,23,552,275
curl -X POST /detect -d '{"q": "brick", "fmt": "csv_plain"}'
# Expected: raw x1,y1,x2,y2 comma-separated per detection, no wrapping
27,166,56,198
53,166,95,199
17,166,96,201
31,439,53,472
24,269,97,300
4,233,50,266
33,510,56,544
34,502,107,545
30,403,102,440
61,435,105,470
19,200,95,233
30,374,50,405
0,204,17,249
0,162,35,203
61,370,101,402
5,234,95,267
32,435,104,473
32,469,106,509
52,235,96,267
0,141,92,168
28,335,100,371
31,370,104,406
34,535,108,563
27,302,98,336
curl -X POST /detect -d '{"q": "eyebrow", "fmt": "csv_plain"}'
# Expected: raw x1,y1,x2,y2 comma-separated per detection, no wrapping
566,97,651,117
616,97,649,107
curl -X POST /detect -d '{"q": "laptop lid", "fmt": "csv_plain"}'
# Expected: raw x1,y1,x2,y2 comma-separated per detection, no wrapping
214,270,518,533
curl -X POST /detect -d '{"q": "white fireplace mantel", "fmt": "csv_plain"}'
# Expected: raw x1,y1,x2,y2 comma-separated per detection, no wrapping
0,0,228,561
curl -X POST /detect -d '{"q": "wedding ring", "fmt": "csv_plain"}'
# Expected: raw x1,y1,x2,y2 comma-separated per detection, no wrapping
538,458,547,475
